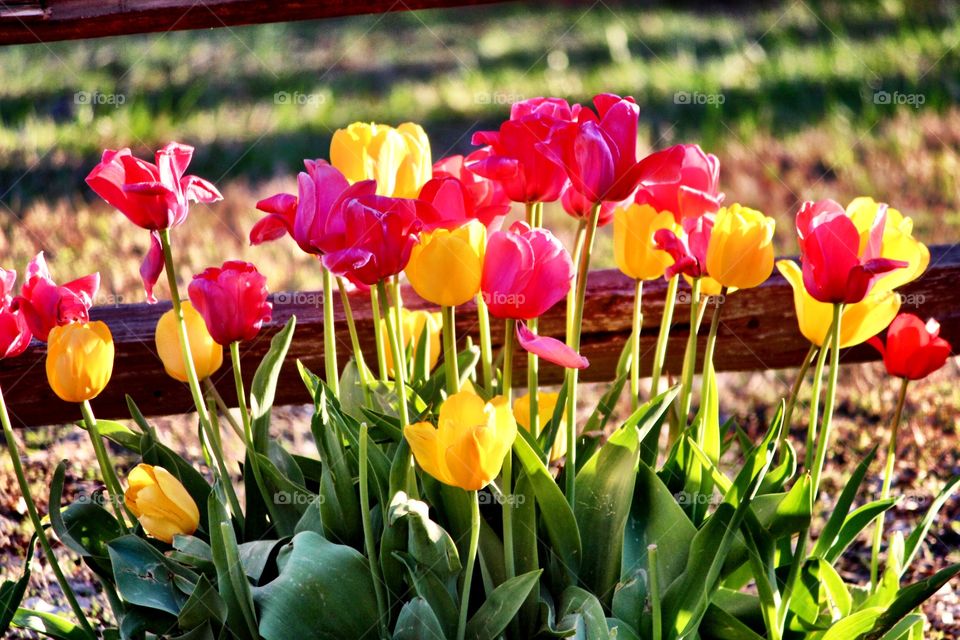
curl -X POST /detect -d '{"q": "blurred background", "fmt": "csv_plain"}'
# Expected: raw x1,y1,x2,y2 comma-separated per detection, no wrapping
1,0,959,634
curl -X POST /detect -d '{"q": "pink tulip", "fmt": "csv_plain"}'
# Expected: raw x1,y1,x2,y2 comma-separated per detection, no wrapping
560,181,618,226
654,215,714,279
633,144,723,222
188,261,272,345
12,253,99,342
481,221,573,320
86,142,222,303
0,268,31,359
428,150,512,230
796,199,905,304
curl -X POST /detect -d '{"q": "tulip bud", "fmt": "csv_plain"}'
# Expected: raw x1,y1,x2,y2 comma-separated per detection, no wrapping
613,203,679,281
404,390,517,491
45,321,114,403
513,391,566,461
155,301,223,382
705,203,776,290
124,463,200,543
406,221,486,307
187,261,272,346
869,313,951,380
382,308,441,378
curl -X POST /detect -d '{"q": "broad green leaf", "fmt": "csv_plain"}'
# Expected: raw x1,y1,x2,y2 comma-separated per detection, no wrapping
901,475,960,576
821,607,885,640
862,563,960,640
559,587,610,640
12,609,89,640
465,570,542,640
395,553,458,638
393,597,446,639
812,446,879,559
823,499,897,564
876,613,924,640
77,418,141,452
250,316,296,450
107,535,199,616
177,574,226,630
388,491,461,577
699,603,766,640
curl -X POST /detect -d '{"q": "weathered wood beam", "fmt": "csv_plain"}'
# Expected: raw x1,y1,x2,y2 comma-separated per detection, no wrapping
0,0,509,46
2,244,957,427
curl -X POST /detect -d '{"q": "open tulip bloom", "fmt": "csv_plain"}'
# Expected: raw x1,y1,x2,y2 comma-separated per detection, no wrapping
4,100,957,640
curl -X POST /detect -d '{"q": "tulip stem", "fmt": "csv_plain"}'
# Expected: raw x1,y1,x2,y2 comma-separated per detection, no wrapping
336,277,374,407
321,267,340,396
476,294,494,394
442,305,460,395
630,279,644,412
158,228,243,520
457,490,481,640
229,343,252,442
676,277,703,433
526,202,541,435
810,303,843,500
359,424,389,638
80,400,132,532
698,286,726,427
378,280,409,428
370,287,390,382
565,221,587,341
780,344,817,457
649,544,662,640
871,376,909,586
650,275,679,396
0,387,97,638
501,318,516,584
204,380,244,440
564,203,601,505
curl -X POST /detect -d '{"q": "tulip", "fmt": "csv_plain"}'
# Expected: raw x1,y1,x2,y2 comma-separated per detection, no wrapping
330,122,432,198
560,181,620,226
417,174,509,232
124,464,200,543
86,143,222,302
382,308,442,377
846,197,929,292
634,144,723,222
187,261,272,346
705,203,776,290
46,321,114,403
12,253,99,342
654,214,714,280
406,221,486,307
796,199,906,304
614,203,680,281
404,390,517,491
514,391,566,461
0,268,31,359
432,150,511,230
155,301,223,382
869,313,951,380
480,222,573,320
778,259,900,348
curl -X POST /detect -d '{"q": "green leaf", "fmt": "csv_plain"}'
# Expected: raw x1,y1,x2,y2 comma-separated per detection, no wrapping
558,587,610,640
208,490,258,640
49,461,121,576
254,531,381,640
252,450,314,537
512,433,581,576
862,563,960,640
393,597,446,639
699,603,766,640
465,570,542,640
387,491,461,577
77,418,141,452
812,446,879,559
311,386,362,546
12,609,90,640
107,535,199,616
901,475,960,576
823,499,897,564
250,316,296,450
395,552,458,638
0,533,34,634
177,574,227,630
822,607,886,640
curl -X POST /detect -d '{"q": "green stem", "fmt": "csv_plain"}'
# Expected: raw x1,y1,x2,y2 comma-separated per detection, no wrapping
650,274,679,396
321,267,340,396
0,388,97,638
360,424,388,637
810,304,843,499
565,221,588,341
526,202,541,434
442,305,460,395
457,490,481,640
159,229,242,519
501,318,516,583
804,338,831,470
370,287,390,382
477,294,494,394
337,276,374,401
378,280,409,428
649,543,662,640
698,287,726,431
779,344,817,456
229,343,252,442
80,400,132,532
871,376,909,586
204,379,244,440
630,279,644,412
564,203,601,505
676,278,703,427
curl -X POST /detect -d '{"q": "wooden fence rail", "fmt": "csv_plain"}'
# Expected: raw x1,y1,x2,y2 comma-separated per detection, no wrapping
2,244,957,427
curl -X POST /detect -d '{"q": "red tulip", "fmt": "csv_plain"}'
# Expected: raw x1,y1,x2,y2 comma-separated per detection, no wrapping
86,142,223,303
187,261,272,345
320,194,425,286
12,253,99,342
481,221,573,320
654,215,714,279
869,313,951,380
560,181,618,226
469,98,577,203
633,144,724,222
428,150,512,230
0,268,31,359
796,199,906,304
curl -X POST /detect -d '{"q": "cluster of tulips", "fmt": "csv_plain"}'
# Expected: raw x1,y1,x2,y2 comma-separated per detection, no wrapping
0,93,955,640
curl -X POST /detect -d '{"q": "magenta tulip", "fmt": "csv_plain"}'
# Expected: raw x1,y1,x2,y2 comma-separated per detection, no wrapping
654,215,714,279
0,268,31,359
634,144,723,222
560,181,618,226
12,253,99,342
432,149,511,230
188,261,272,345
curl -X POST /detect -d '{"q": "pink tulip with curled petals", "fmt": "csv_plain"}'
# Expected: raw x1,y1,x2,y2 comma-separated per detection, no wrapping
188,261,272,346
0,267,31,359
481,221,573,320
654,215,714,280
432,149,511,231
12,253,99,342
634,144,724,223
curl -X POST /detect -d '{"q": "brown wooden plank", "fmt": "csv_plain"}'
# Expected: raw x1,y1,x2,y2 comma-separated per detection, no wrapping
2,243,957,428
0,0,509,45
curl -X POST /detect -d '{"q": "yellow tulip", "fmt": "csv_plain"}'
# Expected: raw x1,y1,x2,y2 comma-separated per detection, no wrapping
406,221,486,307
706,203,776,290
330,121,432,198
846,197,929,292
513,391,566,462
404,390,517,491
382,308,442,377
46,321,114,403
777,259,900,348
124,464,200,543
155,301,223,382
613,203,679,281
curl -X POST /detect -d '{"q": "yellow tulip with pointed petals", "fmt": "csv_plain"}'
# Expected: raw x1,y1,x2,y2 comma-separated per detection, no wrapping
404,390,517,491
46,321,114,403
382,308,442,377
330,122,432,198
124,464,200,543
406,221,486,307
846,197,929,292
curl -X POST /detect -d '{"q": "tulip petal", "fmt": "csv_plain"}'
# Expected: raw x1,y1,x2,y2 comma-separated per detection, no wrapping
516,321,589,369
181,175,223,204
140,231,164,304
